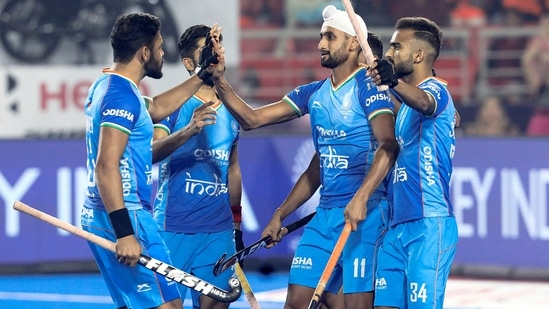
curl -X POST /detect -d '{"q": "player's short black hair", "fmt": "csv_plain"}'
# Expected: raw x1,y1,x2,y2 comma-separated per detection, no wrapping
111,13,160,63
395,17,442,60
178,24,223,60
367,32,383,59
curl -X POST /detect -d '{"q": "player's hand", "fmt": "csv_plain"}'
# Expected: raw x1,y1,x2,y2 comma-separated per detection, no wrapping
454,109,461,128
187,101,217,135
261,213,283,248
234,229,245,267
115,235,142,267
368,59,399,88
343,197,367,232
196,23,224,81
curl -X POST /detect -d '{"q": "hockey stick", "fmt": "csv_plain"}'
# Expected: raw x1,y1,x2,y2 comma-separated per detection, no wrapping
235,263,261,309
341,0,388,91
307,222,352,309
13,201,242,303
213,211,315,276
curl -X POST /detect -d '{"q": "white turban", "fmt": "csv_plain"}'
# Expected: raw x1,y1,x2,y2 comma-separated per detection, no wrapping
321,5,367,37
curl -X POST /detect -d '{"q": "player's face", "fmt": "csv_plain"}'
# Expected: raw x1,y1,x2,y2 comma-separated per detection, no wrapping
385,29,414,78
145,33,164,79
318,27,350,69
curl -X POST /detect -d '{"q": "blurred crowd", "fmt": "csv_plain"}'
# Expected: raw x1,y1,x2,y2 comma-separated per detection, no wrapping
240,0,549,137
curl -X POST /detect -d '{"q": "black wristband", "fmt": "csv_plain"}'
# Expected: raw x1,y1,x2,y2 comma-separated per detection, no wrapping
108,208,134,239
196,67,212,81
234,229,245,267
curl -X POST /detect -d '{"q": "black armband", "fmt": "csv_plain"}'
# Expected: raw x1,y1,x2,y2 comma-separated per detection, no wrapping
108,208,134,239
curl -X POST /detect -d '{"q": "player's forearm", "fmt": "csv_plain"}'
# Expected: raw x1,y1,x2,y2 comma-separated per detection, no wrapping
148,75,203,123
276,172,319,221
357,140,399,202
228,169,242,208
152,127,196,164
214,76,259,130
228,176,242,230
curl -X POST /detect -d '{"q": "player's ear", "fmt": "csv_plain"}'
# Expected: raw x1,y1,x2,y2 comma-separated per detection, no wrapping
350,36,361,51
182,57,195,71
138,45,151,63
413,49,424,64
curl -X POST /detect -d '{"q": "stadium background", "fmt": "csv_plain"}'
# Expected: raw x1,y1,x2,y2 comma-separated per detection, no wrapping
0,0,548,307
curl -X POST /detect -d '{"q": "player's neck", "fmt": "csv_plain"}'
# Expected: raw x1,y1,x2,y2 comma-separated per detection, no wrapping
196,86,218,102
109,62,143,86
331,62,359,87
402,66,433,86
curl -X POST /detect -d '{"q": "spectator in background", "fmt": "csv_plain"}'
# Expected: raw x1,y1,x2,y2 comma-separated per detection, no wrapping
355,0,395,27
501,0,548,22
389,0,453,27
450,0,487,27
522,13,549,136
449,0,487,101
486,6,529,87
240,0,284,28
276,0,340,56
285,0,340,28
465,96,520,136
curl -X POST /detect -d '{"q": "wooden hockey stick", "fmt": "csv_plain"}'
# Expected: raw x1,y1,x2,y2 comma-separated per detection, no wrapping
13,201,242,303
341,0,388,91
307,222,352,309
235,263,261,309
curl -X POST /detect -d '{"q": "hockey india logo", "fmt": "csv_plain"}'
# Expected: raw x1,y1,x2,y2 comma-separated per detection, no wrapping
291,139,320,218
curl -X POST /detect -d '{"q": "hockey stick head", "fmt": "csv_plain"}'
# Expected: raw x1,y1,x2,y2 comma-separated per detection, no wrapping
222,277,243,303
140,255,242,302
213,252,229,276
213,213,316,277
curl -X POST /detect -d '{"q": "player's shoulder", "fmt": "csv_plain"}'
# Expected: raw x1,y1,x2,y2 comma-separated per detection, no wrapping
419,77,451,99
419,77,449,91
288,78,328,98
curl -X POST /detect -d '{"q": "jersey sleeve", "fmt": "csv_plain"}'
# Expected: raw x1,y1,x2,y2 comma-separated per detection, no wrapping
153,109,180,135
99,90,141,135
419,79,450,117
282,80,324,117
360,86,394,121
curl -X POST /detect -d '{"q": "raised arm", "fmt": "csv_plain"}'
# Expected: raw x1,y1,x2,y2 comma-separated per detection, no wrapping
147,76,204,123
211,46,298,130
213,75,298,130
147,23,223,122
369,59,435,115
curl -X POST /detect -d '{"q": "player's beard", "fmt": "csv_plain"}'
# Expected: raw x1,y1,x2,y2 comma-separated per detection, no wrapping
391,56,413,79
320,45,349,69
145,52,163,79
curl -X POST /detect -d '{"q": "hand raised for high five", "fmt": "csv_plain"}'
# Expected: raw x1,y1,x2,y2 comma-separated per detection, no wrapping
196,23,225,81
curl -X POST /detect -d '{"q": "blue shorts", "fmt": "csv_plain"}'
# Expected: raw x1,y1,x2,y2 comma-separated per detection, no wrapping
374,216,458,309
289,197,388,294
81,207,180,309
161,229,236,308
